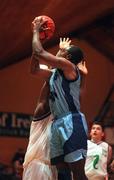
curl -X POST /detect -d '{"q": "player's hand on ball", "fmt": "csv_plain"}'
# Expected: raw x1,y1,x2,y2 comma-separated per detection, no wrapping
32,17,47,32
32,15,55,40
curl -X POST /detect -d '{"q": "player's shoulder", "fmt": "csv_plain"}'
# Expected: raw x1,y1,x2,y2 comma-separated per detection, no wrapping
100,141,109,150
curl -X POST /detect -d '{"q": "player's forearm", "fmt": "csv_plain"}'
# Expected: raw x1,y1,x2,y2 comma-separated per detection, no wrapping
32,32,56,67
30,30,44,74
32,29,66,69
32,30,43,55
30,54,40,74
56,50,62,57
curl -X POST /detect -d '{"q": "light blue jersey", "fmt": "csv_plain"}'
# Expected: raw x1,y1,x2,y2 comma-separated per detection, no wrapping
49,68,80,119
49,68,88,165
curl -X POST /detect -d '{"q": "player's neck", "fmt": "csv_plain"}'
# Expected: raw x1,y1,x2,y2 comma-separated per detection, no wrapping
91,138,102,144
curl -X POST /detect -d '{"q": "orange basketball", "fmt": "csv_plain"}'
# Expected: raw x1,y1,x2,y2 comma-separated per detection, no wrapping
38,15,55,40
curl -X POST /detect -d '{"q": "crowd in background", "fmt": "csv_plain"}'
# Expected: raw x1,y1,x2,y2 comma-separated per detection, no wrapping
0,148,25,180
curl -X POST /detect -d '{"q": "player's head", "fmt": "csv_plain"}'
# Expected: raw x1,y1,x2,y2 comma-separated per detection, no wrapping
90,121,104,142
66,45,84,65
92,121,104,131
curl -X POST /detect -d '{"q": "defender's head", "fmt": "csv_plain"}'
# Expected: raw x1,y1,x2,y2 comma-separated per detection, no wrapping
66,45,84,65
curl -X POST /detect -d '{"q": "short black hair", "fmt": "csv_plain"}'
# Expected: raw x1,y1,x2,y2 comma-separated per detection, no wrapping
92,121,104,131
67,45,84,64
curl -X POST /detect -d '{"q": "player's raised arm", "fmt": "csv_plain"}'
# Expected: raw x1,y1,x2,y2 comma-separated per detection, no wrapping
31,17,74,71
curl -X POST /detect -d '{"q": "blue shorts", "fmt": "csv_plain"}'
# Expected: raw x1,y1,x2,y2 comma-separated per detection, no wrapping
50,112,88,165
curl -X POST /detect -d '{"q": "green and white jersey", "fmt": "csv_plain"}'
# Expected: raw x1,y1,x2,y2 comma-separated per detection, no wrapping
85,140,109,180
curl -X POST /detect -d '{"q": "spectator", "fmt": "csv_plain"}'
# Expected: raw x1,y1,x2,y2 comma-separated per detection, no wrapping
85,121,112,180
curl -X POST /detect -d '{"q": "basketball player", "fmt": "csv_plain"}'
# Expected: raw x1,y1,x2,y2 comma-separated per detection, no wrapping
22,81,58,180
85,121,112,180
31,16,88,180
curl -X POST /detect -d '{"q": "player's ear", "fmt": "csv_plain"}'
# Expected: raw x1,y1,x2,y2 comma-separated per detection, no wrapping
102,132,104,138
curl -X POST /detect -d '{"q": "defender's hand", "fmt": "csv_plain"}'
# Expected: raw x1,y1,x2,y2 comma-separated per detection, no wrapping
77,61,88,75
59,38,71,50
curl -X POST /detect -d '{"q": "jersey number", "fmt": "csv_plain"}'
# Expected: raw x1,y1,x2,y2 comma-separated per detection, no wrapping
93,155,99,169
